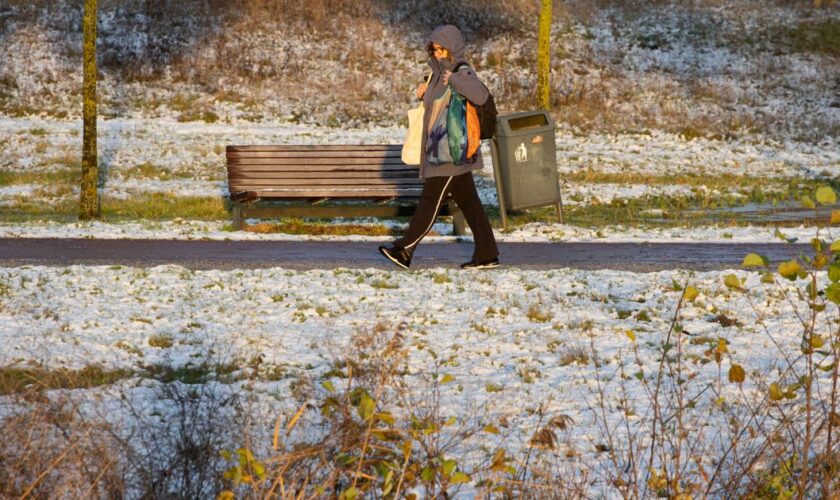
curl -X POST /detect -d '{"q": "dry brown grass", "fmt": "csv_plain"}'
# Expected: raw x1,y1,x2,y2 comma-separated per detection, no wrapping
244,219,395,236
0,387,127,498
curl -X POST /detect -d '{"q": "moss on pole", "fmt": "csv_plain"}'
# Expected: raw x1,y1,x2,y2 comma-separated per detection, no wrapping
537,0,552,111
80,0,99,220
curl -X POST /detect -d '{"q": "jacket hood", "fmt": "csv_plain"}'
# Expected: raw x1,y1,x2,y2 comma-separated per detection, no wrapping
427,25,467,72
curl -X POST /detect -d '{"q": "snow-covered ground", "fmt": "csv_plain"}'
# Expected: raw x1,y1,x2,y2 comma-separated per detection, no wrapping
0,263,829,494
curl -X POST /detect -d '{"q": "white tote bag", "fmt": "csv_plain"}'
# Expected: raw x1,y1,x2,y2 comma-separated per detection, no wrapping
401,74,432,165
401,103,425,165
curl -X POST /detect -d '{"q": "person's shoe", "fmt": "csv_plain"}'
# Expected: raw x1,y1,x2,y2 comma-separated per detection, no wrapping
460,257,500,269
379,245,412,269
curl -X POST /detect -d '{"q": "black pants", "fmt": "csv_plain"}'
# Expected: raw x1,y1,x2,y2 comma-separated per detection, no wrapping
395,172,499,262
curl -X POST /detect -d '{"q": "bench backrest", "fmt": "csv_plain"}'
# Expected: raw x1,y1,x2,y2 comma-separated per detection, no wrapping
226,145,423,199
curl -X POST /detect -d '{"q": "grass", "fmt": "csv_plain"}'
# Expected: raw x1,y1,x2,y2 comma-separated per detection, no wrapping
148,334,175,348
0,168,80,187
787,19,840,57
0,364,134,394
0,193,230,221
245,219,394,236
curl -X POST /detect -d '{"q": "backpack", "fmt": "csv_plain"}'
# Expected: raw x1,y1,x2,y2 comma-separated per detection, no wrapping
454,63,497,140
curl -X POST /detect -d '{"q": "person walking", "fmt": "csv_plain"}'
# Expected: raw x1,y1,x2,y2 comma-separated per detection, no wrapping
379,24,499,270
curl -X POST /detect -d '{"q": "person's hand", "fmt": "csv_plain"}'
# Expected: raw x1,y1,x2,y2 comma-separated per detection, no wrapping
416,83,428,99
442,70,452,85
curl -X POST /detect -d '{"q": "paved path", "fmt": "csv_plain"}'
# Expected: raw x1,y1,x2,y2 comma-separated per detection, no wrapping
0,238,813,271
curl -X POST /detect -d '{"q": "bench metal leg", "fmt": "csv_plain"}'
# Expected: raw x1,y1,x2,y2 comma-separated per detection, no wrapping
232,204,244,231
452,208,467,236
490,139,509,231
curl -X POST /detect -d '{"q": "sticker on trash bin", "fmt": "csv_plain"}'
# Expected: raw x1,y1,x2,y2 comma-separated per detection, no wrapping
531,135,543,144
514,143,528,163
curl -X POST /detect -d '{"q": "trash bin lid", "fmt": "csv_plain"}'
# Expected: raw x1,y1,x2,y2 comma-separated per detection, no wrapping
497,110,555,136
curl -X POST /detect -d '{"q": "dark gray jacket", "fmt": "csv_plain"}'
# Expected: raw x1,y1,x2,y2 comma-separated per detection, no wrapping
420,25,489,179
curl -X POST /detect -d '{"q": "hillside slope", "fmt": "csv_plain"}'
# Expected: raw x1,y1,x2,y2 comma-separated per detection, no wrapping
0,0,838,143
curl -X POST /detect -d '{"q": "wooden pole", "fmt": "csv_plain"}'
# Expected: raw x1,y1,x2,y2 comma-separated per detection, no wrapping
537,0,552,111
79,0,99,220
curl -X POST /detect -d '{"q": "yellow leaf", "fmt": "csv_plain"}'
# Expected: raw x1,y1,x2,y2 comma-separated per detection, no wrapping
286,403,308,435
831,210,840,225
723,274,743,290
218,491,235,500
816,186,837,205
376,412,396,425
729,364,746,383
483,424,500,434
625,330,636,342
716,338,729,355
813,254,828,269
761,272,775,284
683,286,699,301
831,240,840,253
440,373,455,384
778,260,801,280
742,253,767,268
811,334,825,349
450,472,471,484
802,195,816,209
769,383,784,401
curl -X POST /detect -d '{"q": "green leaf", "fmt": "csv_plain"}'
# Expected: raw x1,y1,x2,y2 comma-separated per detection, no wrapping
440,373,455,384
450,472,471,484
816,186,837,205
811,334,825,349
826,283,840,304
358,393,376,421
729,364,746,384
340,486,359,500
742,253,768,268
761,272,775,284
421,466,435,482
817,362,835,372
683,286,699,301
831,240,840,253
769,383,784,401
375,412,395,425
778,260,801,281
724,274,743,291
321,380,335,393
442,459,457,476
802,195,816,209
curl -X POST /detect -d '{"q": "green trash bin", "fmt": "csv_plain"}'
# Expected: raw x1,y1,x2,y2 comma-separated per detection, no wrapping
490,110,564,230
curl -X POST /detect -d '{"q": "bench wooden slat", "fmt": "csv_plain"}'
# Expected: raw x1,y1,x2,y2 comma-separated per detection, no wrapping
227,151,403,160
231,178,423,187
228,158,407,166
227,145,401,152
229,171,418,180
228,164,418,173
235,188,423,198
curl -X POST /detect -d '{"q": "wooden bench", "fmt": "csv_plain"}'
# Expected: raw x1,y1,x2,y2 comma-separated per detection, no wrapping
225,144,466,235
